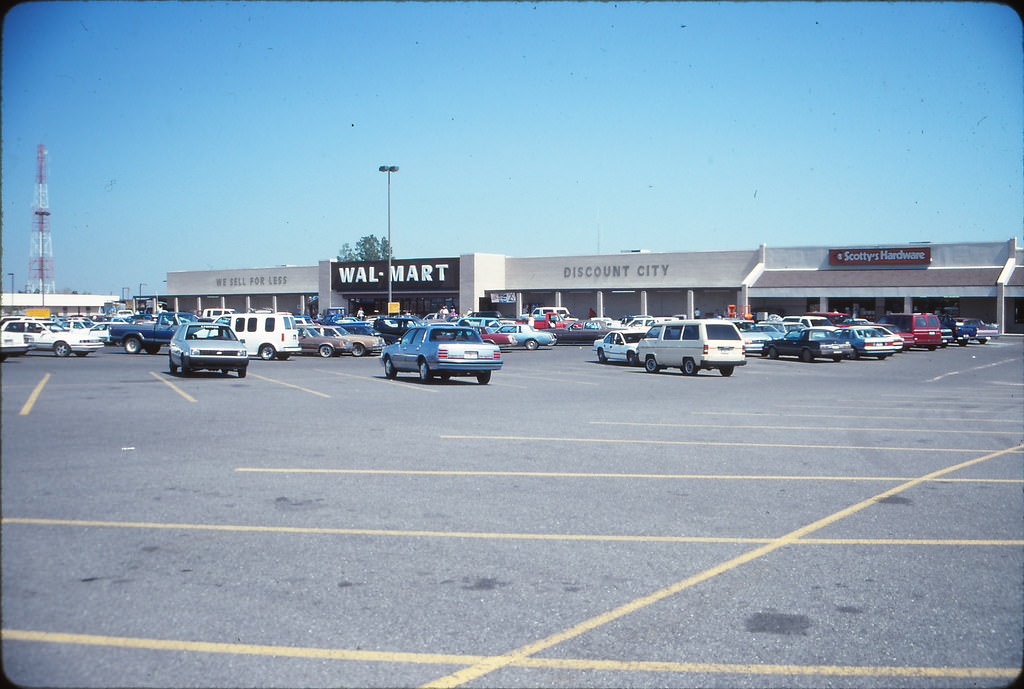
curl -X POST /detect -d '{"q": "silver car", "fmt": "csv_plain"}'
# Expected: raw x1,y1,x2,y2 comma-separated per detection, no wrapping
380,326,502,384
168,323,249,377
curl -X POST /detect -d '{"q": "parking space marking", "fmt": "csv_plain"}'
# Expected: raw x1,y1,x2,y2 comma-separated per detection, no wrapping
421,445,1023,688
235,467,1023,484
439,434,988,453
319,369,439,392
500,372,600,386
5,516,1020,548
927,357,1021,382
590,420,1023,436
146,371,197,403
1,629,1017,681
694,410,1020,423
17,373,51,415
248,373,330,398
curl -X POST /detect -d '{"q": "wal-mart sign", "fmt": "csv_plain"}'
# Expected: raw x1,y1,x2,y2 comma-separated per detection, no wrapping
330,258,459,293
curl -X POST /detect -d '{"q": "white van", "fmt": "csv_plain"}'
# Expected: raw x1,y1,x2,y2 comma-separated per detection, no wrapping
226,312,300,360
636,319,746,376
781,316,832,329
530,306,571,320
202,308,236,321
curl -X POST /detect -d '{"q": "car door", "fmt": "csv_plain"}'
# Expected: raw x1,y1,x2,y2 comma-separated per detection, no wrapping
393,328,425,370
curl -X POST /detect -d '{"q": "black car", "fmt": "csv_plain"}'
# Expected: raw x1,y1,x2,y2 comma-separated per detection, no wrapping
372,316,427,344
763,327,854,362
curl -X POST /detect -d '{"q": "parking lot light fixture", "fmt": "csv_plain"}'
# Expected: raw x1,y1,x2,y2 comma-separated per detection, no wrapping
379,165,398,309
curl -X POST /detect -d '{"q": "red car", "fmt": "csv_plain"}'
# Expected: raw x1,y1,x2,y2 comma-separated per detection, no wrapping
475,326,518,347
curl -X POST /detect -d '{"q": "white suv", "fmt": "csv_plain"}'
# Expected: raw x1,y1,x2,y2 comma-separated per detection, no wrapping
221,312,300,360
636,319,746,377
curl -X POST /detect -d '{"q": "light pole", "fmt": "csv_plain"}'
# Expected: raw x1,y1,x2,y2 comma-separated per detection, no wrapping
378,165,398,311
138,282,146,313
7,273,13,295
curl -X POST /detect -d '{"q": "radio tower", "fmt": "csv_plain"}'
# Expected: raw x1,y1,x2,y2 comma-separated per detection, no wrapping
29,144,55,295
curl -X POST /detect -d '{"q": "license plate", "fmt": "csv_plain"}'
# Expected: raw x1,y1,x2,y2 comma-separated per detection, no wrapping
719,346,734,352
464,350,478,359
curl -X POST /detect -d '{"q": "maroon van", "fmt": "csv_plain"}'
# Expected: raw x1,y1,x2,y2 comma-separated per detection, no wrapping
875,313,942,350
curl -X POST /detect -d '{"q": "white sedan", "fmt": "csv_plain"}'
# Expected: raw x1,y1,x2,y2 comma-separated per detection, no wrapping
593,329,648,365
3,320,103,357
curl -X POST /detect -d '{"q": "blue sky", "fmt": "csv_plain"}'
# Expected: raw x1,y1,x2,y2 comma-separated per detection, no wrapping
2,1,1021,296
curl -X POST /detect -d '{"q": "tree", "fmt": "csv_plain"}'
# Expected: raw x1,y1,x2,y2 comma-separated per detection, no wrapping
338,235,392,261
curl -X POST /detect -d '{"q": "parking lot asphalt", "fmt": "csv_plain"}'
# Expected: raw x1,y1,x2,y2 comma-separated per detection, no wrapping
2,338,1022,688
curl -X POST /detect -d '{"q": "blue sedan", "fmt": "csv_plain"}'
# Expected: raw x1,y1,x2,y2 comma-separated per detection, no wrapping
380,325,502,384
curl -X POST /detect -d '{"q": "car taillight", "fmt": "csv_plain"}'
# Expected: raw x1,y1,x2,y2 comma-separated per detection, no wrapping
438,347,448,359
493,349,502,360
703,344,709,355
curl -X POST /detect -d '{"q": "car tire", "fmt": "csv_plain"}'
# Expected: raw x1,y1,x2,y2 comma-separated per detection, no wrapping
144,344,161,355
832,356,842,362
351,342,367,357
180,356,191,376
682,358,698,376
850,348,861,360
318,344,334,358
276,353,291,361
383,356,397,379
524,339,539,351
644,356,659,373
978,338,989,344
124,337,142,354
237,367,247,378
54,341,71,357
767,346,779,360
800,348,814,363
258,344,276,361
626,351,638,366
476,370,491,385
168,357,178,374
418,359,433,382
597,348,607,363
720,365,734,377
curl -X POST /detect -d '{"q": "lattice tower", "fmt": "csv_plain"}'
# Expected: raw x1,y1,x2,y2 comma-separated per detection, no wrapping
29,144,55,294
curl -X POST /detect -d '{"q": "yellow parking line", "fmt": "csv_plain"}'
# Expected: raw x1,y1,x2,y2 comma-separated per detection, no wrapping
1,630,1016,680
319,368,437,392
148,371,196,403
235,467,1023,483
18,373,51,415
590,420,1022,435
439,434,985,453
248,373,330,398
6,517,1021,547
421,445,1023,688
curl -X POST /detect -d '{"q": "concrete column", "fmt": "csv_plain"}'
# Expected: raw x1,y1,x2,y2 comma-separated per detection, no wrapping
272,295,278,312
595,291,604,318
903,296,913,313
640,290,648,315
820,296,829,312
555,292,562,308
687,290,695,319
874,297,885,318
246,296,252,312
516,293,523,318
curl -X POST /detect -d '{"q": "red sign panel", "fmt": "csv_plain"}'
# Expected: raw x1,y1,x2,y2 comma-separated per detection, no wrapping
828,247,931,266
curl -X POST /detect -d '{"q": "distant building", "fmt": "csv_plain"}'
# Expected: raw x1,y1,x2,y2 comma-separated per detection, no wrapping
1,292,120,317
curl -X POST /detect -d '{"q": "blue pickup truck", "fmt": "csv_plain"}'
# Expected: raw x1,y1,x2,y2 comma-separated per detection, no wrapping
939,315,1000,346
108,312,198,354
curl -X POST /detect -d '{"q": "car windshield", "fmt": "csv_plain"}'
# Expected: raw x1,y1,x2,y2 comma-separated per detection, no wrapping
186,326,236,341
705,324,741,340
428,328,482,343
808,330,832,340
623,332,645,343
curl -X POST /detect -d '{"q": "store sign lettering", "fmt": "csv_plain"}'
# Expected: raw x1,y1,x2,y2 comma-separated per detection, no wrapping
331,258,459,292
215,275,288,287
829,248,931,266
563,264,669,279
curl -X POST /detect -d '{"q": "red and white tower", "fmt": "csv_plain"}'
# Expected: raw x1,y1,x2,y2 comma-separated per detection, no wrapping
29,144,55,295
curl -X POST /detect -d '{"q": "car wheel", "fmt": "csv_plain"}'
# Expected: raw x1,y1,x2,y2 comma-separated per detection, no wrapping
168,356,178,374
351,342,366,356
850,348,861,360
383,356,397,379
626,351,638,366
53,341,71,357
237,367,247,378
276,353,291,361
978,338,989,344
144,344,161,355
318,344,334,358
597,348,607,363
644,356,659,373
124,337,142,354
476,370,491,385
524,339,539,350
681,357,698,376
258,344,276,361
767,346,779,360
832,355,842,362
418,359,433,382
800,348,814,363
720,365,734,377
180,356,191,376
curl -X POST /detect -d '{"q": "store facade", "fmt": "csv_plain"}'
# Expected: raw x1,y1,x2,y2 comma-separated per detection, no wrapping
164,239,1023,333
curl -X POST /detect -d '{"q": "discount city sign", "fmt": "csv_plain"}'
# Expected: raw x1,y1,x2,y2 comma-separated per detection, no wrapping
828,247,931,267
